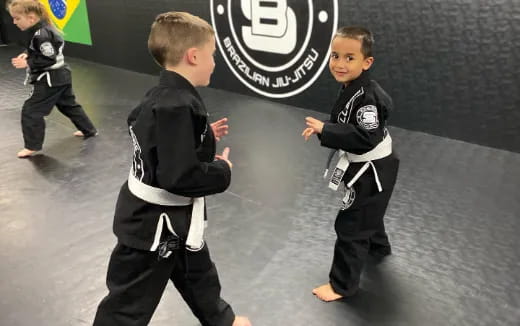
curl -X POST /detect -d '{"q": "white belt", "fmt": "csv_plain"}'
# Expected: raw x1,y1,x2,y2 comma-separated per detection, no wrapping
325,134,392,192
127,169,206,252
24,68,30,86
36,71,52,87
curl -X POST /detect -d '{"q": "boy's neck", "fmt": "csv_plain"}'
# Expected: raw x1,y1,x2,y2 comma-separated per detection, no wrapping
28,19,43,32
343,69,370,88
165,66,197,87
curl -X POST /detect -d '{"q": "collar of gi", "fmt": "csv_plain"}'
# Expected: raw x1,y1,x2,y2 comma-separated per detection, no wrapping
159,70,202,99
330,69,372,120
340,69,371,99
27,21,45,35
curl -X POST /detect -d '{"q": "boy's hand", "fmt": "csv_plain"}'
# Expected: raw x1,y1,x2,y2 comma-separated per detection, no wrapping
303,117,324,139
17,53,28,60
302,127,316,141
12,57,28,69
232,316,252,326
211,118,229,141
215,147,232,169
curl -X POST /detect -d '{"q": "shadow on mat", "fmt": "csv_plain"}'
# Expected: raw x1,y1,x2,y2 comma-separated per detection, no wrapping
29,154,77,183
340,258,405,324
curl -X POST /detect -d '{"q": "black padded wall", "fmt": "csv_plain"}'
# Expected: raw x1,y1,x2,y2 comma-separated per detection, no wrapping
2,0,519,152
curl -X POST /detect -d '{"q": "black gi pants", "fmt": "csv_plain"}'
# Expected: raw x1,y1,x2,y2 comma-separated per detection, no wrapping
21,81,97,150
93,242,235,326
329,155,399,296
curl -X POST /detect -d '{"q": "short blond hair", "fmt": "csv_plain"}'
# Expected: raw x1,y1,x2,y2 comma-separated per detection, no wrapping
148,11,214,67
8,0,53,27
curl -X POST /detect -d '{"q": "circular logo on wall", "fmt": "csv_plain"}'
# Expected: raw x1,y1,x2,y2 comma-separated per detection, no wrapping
210,0,338,98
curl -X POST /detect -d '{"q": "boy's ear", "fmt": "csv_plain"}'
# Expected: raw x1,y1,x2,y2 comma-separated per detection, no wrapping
363,56,374,70
186,47,199,65
28,13,40,25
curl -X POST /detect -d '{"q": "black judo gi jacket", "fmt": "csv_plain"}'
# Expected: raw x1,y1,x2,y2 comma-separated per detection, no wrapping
113,70,231,250
25,21,71,86
320,70,397,187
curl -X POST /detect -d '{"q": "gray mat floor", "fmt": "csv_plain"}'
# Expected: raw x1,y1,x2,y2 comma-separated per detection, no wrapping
1,45,519,326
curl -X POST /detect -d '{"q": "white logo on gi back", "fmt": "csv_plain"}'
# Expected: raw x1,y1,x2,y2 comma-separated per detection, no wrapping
129,126,144,181
210,0,338,98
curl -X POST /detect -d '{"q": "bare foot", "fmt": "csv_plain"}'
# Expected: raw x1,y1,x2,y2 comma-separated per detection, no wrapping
73,130,98,137
17,148,37,158
312,283,343,302
232,316,252,326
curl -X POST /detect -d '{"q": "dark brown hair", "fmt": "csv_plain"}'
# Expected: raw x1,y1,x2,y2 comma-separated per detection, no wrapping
334,26,374,58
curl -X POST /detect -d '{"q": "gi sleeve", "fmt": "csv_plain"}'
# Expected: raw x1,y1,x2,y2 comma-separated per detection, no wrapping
320,98,386,155
316,119,329,141
154,105,231,197
27,31,59,70
127,106,142,129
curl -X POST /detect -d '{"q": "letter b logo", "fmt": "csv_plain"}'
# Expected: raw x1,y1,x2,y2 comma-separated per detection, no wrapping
241,0,297,54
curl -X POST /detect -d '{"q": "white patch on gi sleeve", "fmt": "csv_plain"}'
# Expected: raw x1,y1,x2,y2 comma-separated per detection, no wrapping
356,105,379,130
40,42,55,57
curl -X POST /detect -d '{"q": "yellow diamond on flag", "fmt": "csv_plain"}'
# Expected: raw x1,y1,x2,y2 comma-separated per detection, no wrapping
40,0,81,31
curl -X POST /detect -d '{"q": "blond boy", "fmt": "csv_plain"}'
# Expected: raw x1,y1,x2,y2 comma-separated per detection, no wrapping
93,12,250,326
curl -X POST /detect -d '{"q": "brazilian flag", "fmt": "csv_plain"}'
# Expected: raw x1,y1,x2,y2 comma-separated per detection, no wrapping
39,0,92,45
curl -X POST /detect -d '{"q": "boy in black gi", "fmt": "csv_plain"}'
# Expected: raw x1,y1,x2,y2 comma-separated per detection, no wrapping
93,12,251,326
8,0,97,158
303,26,399,301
